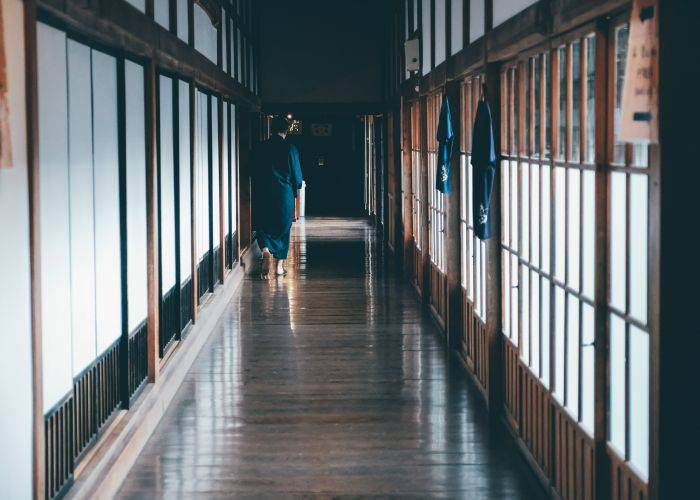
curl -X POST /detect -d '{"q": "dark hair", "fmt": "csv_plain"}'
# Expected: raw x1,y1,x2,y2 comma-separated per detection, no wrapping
270,115,290,135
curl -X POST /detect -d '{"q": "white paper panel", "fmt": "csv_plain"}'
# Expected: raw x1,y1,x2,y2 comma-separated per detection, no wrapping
450,0,463,55
493,0,537,27
197,91,210,260
553,286,565,403
154,0,169,30
610,172,626,311
434,0,446,66
159,75,176,292
567,169,581,290
222,8,228,73
609,314,626,454
222,103,229,238
194,4,217,62
629,174,648,323
125,61,148,332
67,40,97,375
237,29,243,83
582,170,595,299
469,0,485,42
229,24,236,79
566,294,580,418
581,303,595,433
124,0,145,12
0,1,34,493
177,0,189,42
92,50,122,354
421,0,431,75
212,96,220,248
541,278,551,387
230,103,237,234
629,326,649,479
179,81,192,283
37,22,73,411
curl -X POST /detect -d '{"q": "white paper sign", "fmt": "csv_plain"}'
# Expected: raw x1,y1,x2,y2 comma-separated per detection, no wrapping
620,0,659,142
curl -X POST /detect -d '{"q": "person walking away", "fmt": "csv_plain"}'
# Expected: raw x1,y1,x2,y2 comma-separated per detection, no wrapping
251,116,303,278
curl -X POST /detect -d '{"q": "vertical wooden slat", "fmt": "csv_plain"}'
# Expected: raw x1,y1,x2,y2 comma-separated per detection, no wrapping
145,59,160,382
24,0,45,496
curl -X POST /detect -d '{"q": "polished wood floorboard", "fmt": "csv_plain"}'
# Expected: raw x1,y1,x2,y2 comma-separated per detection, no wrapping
117,218,543,499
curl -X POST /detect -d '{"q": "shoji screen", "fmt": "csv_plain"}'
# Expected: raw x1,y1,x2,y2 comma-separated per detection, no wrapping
159,75,177,299
177,0,188,42
237,28,243,84
434,0,446,67
469,0,485,42
493,0,537,27
211,96,221,281
222,101,230,267
229,103,237,238
450,0,463,56
125,0,145,12
67,39,97,376
92,50,122,355
154,0,170,30
126,60,148,334
608,21,651,481
179,81,192,287
421,0,431,75
194,4,217,63
195,90,211,296
37,22,72,411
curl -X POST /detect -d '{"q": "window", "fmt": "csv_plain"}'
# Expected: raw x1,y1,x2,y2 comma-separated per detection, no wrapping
427,93,446,271
421,0,431,75
460,76,487,320
501,39,595,422
607,22,651,480
410,101,422,250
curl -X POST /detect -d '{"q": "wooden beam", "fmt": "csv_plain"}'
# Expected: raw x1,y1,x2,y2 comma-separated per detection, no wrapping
145,59,160,382
24,1,45,497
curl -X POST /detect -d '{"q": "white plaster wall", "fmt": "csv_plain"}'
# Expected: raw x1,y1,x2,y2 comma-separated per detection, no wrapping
0,0,34,496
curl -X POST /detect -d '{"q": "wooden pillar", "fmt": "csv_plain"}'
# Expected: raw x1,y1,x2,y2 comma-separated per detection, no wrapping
24,1,45,497
189,81,198,323
483,62,502,413
420,95,430,304
217,96,225,282
401,97,413,270
444,80,462,349
592,22,610,500
656,1,700,497
145,59,159,382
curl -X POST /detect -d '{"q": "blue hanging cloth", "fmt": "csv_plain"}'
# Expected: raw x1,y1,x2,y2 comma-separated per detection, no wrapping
436,94,454,194
471,99,498,240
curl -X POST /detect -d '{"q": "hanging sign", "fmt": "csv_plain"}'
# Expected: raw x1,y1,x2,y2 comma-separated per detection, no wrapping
620,0,659,142
0,5,13,169
310,123,333,137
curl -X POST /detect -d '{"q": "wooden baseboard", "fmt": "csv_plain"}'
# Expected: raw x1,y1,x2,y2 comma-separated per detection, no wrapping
65,264,245,500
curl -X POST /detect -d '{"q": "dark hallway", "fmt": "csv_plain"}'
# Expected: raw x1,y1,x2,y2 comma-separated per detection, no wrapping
1,1,695,499
117,219,541,498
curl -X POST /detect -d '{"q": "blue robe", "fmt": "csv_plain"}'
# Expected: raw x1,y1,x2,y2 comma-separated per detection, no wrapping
471,100,498,240
251,136,303,259
436,94,454,194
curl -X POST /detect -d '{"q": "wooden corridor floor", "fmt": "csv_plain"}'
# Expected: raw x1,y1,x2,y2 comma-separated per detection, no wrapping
117,218,543,499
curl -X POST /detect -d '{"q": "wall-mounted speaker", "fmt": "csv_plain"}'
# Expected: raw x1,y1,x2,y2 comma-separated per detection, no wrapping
404,39,419,72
